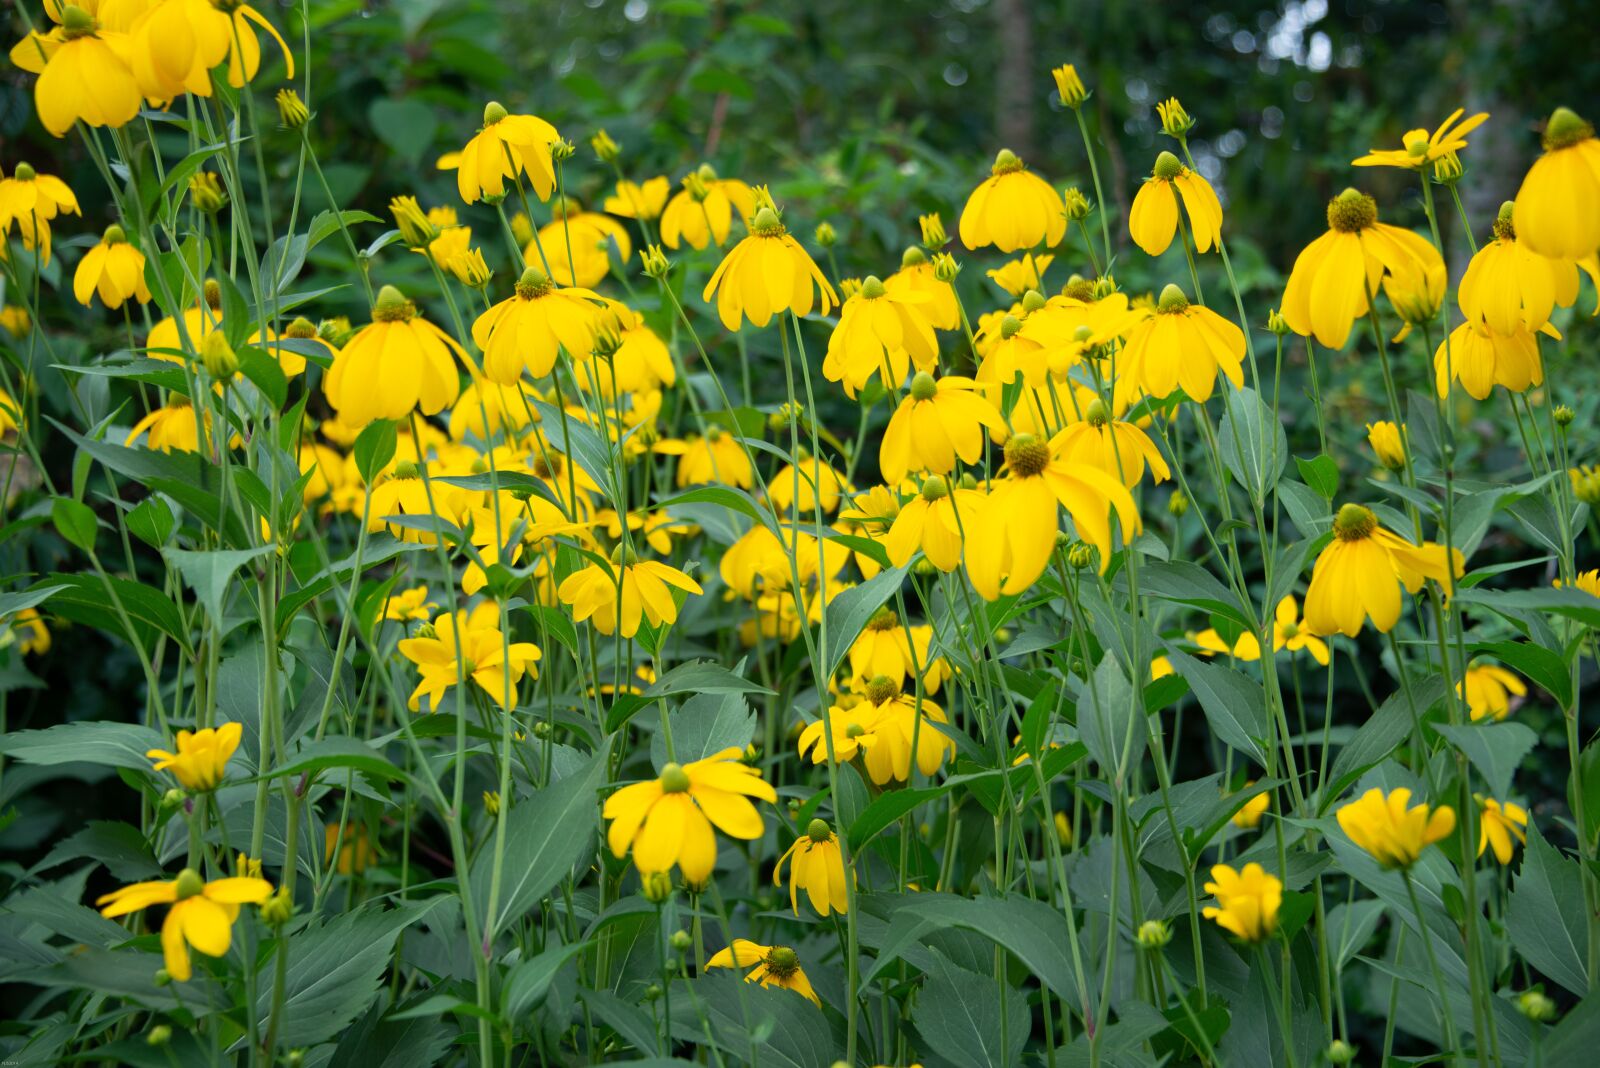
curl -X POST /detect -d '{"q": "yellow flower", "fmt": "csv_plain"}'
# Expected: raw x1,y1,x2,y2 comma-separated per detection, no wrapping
0,162,79,265
1303,504,1463,637
557,551,703,638
959,149,1066,253
1556,570,1600,598
128,0,293,99
986,253,1054,298
604,748,775,882
1478,797,1529,864
702,196,837,330
447,377,542,441
1157,97,1194,138
883,475,983,573
1116,284,1245,405
1352,108,1489,169
769,455,851,514
775,819,850,916
1052,64,1087,108
0,305,31,337
1049,399,1170,489
97,868,273,982
1195,627,1261,661
146,722,241,791
1272,595,1329,665
455,101,561,204
23,4,140,137
837,676,955,784
604,176,670,221
1366,421,1407,471
965,432,1140,598
324,822,378,875
324,286,465,427
1336,787,1456,869
653,428,753,489
1459,662,1526,722
593,305,675,392
880,373,1003,484
1381,259,1447,342
448,247,492,288
127,395,209,453
822,276,936,396
1280,188,1444,349
1513,107,1600,260
4,607,50,655
384,585,437,622
660,166,755,249
886,247,959,331
73,224,149,308
531,206,632,288
397,608,541,711
706,940,820,1005
1202,862,1281,942
1433,318,1547,401
798,698,883,766
1231,783,1271,829
1460,202,1596,334
1129,151,1223,257
472,267,603,383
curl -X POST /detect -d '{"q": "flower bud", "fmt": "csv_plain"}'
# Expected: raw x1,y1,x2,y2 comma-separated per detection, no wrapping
1062,186,1091,221
1136,919,1172,950
1554,405,1575,428
449,248,492,289
642,870,673,903
483,790,500,816
1517,988,1557,1022
154,968,172,986
552,139,576,162
814,221,837,248
1066,542,1095,570
1168,490,1189,517
275,88,310,129
932,252,960,284
669,929,693,952
146,1025,172,1047
189,172,227,214
590,128,620,163
641,244,671,279
1267,308,1291,335
202,330,239,381
1157,98,1194,138
1326,1040,1356,1065
532,720,552,738
644,983,664,1001
261,886,294,926
161,787,186,809
1052,64,1087,108
1366,421,1407,471
390,195,438,250
1432,151,1463,185
919,212,948,248
1054,811,1072,848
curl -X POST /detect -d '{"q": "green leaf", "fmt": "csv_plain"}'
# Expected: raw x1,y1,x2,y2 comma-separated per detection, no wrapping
161,545,274,621
821,564,909,680
1458,586,1600,630
1137,560,1252,629
650,689,755,769
1077,652,1139,773
1433,721,1537,799
1295,454,1339,499
473,751,607,937
668,972,834,1067
236,346,288,410
254,736,407,785
125,496,176,548
0,584,67,619
35,820,162,881
1324,674,1449,805
501,939,591,1021
606,659,773,733
657,485,780,537
846,785,946,850
1167,650,1269,768
1218,386,1287,500
368,98,437,166
50,497,99,554
1469,640,1572,708
1506,829,1588,997
0,720,165,772
912,949,1028,1068
354,420,398,484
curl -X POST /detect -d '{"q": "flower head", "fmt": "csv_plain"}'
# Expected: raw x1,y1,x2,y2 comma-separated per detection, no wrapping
1336,787,1455,869
472,267,604,383
702,196,837,330
397,608,541,711
604,748,776,883
822,275,936,396
959,149,1067,253
1272,595,1329,665
1366,421,1407,471
1303,504,1464,637
1202,863,1281,942
775,819,850,916
1052,65,1087,108
20,4,141,137
1459,203,1591,335
604,176,670,221
706,940,820,1005
97,868,273,981
1459,662,1526,722
557,550,703,638
1230,783,1271,829
455,101,561,204
324,285,466,427
661,166,754,249
1129,151,1223,257
1513,107,1600,260
147,723,241,791
1352,109,1489,169
74,224,150,309
1116,284,1245,404
1478,797,1529,864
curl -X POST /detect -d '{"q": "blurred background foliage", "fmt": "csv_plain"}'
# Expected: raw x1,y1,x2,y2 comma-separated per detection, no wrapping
2,0,1598,867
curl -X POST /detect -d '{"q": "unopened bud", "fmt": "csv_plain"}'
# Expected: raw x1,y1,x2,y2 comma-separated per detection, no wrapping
919,212,948,248
260,886,294,926
590,129,620,163
275,88,309,129
1136,919,1172,950
814,221,836,248
932,252,960,284
669,929,693,952
641,244,671,279
642,870,673,903
202,330,238,381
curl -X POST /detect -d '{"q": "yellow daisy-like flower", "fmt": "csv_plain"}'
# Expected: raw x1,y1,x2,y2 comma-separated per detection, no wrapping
1116,284,1245,405
1352,108,1489,169
604,748,775,883
966,432,1140,598
603,176,670,221
706,940,820,1005
959,148,1066,253
455,101,561,204
702,196,837,331
21,5,140,137
1477,797,1529,865
133,0,292,98
97,868,273,982
653,427,754,489
769,454,851,515
775,819,850,917
1271,595,1330,665
397,608,541,711
1513,107,1600,261
1280,188,1444,349
883,475,983,573
822,275,937,397
384,585,437,622
5,607,50,655
1460,202,1596,335
146,722,242,792
324,286,465,427
660,167,755,250
1303,503,1463,637
1195,626,1261,661
886,247,959,331
531,205,632,289
880,373,1004,484
1366,421,1408,471
557,550,703,638
73,224,149,308
1556,570,1600,598
1128,151,1223,257
1432,318,1547,401
325,822,378,875
1230,783,1271,829
852,677,955,785
472,267,604,383
798,699,883,767
1202,862,1281,942
1459,662,1526,722
127,395,209,454
986,253,1054,298
447,377,543,441
0,162,80,265
1336,787,1456,869
1048,398,1170,489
